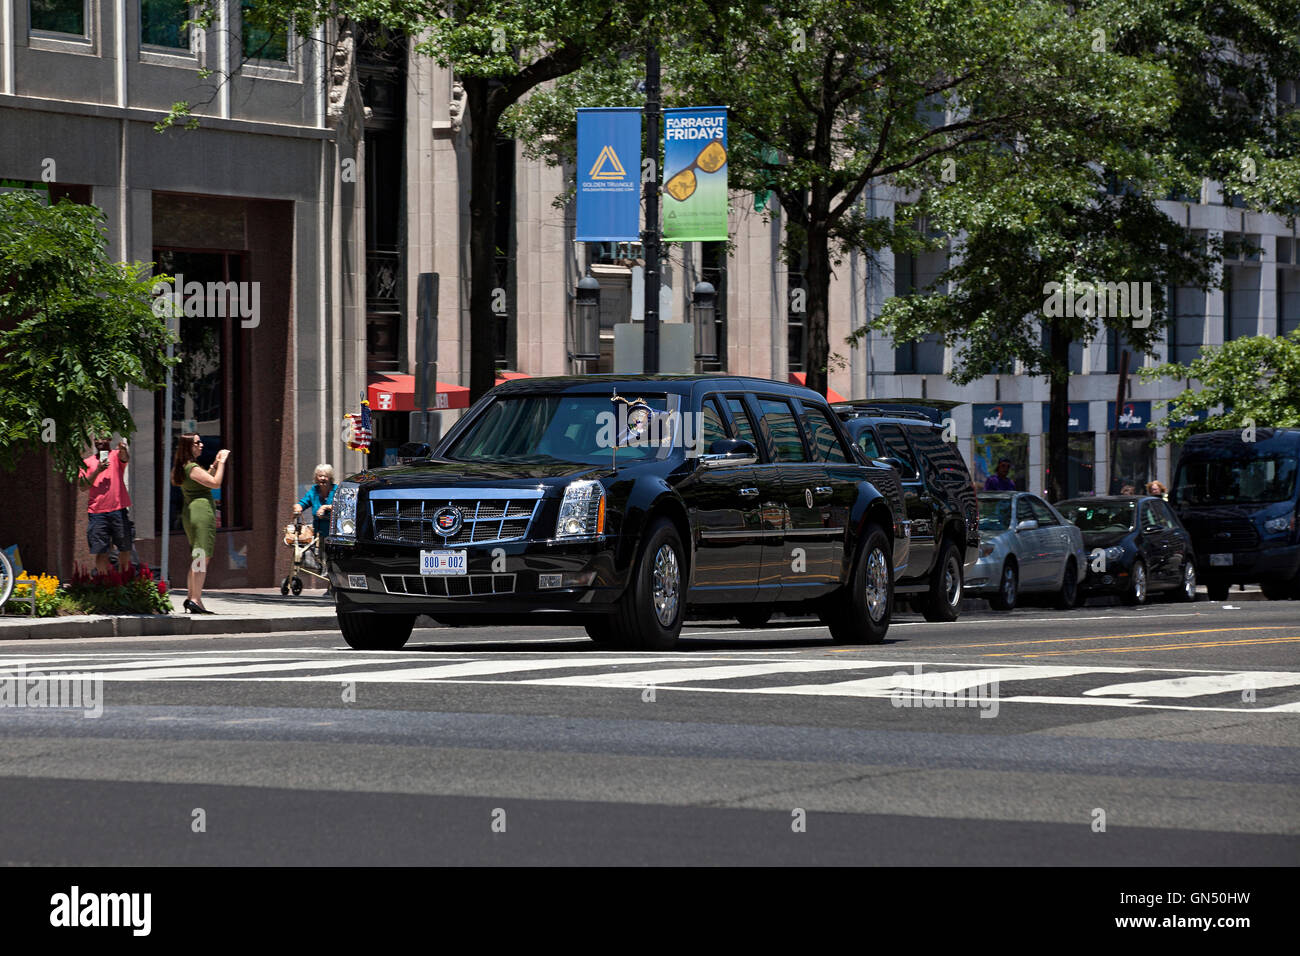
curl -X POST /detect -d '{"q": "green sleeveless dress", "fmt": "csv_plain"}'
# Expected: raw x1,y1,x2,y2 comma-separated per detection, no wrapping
181,462,217,560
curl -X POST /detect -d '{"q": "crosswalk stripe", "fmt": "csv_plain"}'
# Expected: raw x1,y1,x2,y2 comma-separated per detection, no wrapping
1084,672,1300,699
697,665,1134,698
92,660,410,680
520,660,880,687
256,657,679,683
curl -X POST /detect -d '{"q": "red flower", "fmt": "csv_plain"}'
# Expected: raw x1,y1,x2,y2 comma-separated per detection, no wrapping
157,581,168,595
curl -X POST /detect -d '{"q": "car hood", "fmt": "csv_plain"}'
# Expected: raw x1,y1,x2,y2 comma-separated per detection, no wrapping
1079,530,1132,549
343,458,616,490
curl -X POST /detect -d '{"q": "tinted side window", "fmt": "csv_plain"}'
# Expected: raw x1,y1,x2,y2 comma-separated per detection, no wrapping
1028,498,1059,526
878,424,919,479
857,428,883,460
1152,501,1178,529
801,404,849,462
726,397,759,450
907,424,970,484
757,398,808,462
700,398,727,449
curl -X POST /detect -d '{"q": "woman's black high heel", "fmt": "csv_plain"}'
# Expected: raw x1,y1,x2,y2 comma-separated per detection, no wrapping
184,599,214,614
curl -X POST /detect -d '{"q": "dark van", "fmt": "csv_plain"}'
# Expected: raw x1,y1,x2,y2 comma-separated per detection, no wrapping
1170,428,1300,600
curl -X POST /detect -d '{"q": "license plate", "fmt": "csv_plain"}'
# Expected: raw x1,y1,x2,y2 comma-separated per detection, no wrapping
1210,553,1233,567
420,550,467,575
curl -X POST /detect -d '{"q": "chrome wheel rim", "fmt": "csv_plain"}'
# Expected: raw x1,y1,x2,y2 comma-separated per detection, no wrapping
1134,564,1146,602
865,547,889,622
652,544,680,627
1183,562,1196,598
945,555,962,606
1002,567,1016,605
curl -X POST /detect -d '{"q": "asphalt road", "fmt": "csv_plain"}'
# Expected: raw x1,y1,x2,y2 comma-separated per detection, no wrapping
1,598,1297,865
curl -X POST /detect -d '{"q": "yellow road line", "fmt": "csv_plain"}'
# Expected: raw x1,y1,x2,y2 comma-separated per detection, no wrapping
943,625,1290,650
985,636,1300,658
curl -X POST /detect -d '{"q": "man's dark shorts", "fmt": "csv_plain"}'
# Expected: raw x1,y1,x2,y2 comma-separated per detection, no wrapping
87,508,133,555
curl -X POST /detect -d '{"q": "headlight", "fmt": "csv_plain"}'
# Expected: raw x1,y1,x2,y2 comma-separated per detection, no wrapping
1264,515,1293,533
979,543,996,558
555,480,605,538
1105,546,1125,561
332,483,360,537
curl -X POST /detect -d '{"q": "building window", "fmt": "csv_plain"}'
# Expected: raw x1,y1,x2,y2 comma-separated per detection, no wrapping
788,268,807,373
30,0,86,35
240,0,288,61
700,241,728,372
141,0,190,48
1280,267,1300,336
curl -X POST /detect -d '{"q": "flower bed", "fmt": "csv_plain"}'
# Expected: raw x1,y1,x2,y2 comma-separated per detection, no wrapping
64,564,172,615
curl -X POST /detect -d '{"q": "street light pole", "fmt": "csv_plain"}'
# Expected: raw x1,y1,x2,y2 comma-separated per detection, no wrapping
642,34,661,375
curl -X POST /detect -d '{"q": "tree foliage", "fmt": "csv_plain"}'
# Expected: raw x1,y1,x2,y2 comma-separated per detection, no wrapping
0,192,175,481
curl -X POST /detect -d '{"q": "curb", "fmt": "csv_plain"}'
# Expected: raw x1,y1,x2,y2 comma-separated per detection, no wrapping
0,614,340,641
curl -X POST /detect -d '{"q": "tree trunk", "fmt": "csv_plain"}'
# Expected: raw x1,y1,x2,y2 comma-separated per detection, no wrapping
1046,318,1072,503
466,80,500,403
803,226,832,397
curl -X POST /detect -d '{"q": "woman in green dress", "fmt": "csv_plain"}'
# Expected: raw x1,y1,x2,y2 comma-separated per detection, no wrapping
170,434,231,614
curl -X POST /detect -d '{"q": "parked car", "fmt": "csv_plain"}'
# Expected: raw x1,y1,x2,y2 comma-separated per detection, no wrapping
965,492,1087,611
323,375,911,650
834,404,978,622
1170,428,1300,601
1057,495,1198,604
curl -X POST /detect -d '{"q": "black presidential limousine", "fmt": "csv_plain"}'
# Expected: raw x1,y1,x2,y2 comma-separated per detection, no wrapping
323,375,911,650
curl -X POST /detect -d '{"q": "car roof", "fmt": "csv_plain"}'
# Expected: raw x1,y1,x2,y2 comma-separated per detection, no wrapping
490,374,832,403
842,412,944,430
1180,428,1300,454
1059,495,1150,503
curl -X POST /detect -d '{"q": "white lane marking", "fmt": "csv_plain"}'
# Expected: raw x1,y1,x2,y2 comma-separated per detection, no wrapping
93,659,418,680
710,665,1134,697
1258,701,1300,712
680,611,1211,638
253,657,680,683
519,660,882,687
0,657,295,673
1084,672,1300,699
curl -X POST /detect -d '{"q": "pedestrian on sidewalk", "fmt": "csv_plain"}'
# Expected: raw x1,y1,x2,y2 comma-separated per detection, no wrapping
293,464,335,593
171,434,231,614
78,435,134,575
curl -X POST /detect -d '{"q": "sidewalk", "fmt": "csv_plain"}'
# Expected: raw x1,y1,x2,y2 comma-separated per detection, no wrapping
0,588,340,640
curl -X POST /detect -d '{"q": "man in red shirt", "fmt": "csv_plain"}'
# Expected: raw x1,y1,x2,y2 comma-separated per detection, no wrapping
79,436,134,574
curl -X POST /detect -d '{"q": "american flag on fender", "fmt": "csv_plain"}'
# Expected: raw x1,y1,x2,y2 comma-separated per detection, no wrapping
346,401,372,452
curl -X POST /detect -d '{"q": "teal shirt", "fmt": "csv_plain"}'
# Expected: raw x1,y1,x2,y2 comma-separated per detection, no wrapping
297,484,335,536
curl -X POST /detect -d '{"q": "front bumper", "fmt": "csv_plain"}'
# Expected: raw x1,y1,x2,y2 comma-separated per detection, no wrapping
964,554,1002,593
1194,542,1300,584
323,535,628,617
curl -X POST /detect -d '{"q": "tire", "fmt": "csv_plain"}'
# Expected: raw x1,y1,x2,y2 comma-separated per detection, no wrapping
431,615,470,627
820,523,892,645
584,620,629,648
290,577,303,596
338,612,415,650
280,576,290,596
920,540,963,622
1261,578,1293,600
603,518,685,651
1206,579,1230,601
1122,560,1149,606
989,561,1018,612
1173,560,1198,602
1054,558,1079,610
735,607,773,628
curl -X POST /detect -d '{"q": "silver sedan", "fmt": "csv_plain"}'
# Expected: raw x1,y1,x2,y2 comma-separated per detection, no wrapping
966,492,1088,611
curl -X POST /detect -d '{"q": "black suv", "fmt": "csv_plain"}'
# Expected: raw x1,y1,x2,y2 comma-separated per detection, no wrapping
324,376,911,650
833,402,978,621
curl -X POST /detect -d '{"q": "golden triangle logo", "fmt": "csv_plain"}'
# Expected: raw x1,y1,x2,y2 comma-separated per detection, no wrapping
589,145,627,180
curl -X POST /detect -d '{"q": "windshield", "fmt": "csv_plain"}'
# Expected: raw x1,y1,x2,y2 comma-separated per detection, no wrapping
1060,501,1136,534
979,498,1012,532
447,394,677,465
1173,456,1298,505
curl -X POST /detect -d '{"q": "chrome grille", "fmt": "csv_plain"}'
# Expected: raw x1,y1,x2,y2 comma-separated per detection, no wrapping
381,573,516,597
368,491,541,546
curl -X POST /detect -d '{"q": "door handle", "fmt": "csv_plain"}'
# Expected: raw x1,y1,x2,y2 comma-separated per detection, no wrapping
814,486,832,496
740,487,758,497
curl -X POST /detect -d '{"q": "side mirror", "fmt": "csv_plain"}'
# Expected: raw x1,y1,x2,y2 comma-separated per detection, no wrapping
700,438,758,468
1143,525,1162,535
397,442,432,464
877,456,910,474
1016,519,1039,532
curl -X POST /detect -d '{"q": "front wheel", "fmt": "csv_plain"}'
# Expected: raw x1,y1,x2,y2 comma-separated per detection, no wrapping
1173,560,1198,602
338,612,415,650
1122,560,1149,606
1261,578,1294,600
1054,558,1079,610
821,524,892,645
603,518,685,651
989,562,1018,612
920,541,963,622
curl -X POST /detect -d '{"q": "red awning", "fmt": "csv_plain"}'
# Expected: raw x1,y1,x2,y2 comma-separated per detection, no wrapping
367,371,531,412
788,372,847,404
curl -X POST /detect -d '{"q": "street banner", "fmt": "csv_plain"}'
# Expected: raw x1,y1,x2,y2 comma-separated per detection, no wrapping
663,106,728,241
973,403,1024,434
1108,400,1152,431
576,108,641,242
1041,402,1090,433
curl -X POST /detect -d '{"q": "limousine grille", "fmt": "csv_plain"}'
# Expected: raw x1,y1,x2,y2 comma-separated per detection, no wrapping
382,573,517,597
369,494,542,546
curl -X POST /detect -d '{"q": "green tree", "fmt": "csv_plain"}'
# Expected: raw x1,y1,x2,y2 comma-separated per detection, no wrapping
1140,329,1300,444
870,0,1300,500
0,192,175,481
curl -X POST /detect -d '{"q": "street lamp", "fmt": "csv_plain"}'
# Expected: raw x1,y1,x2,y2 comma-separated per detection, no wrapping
570,272,601,364
692,279,717,364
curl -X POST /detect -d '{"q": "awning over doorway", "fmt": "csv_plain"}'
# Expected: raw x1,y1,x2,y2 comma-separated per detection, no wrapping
788,372,847,404
366,371,531,412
